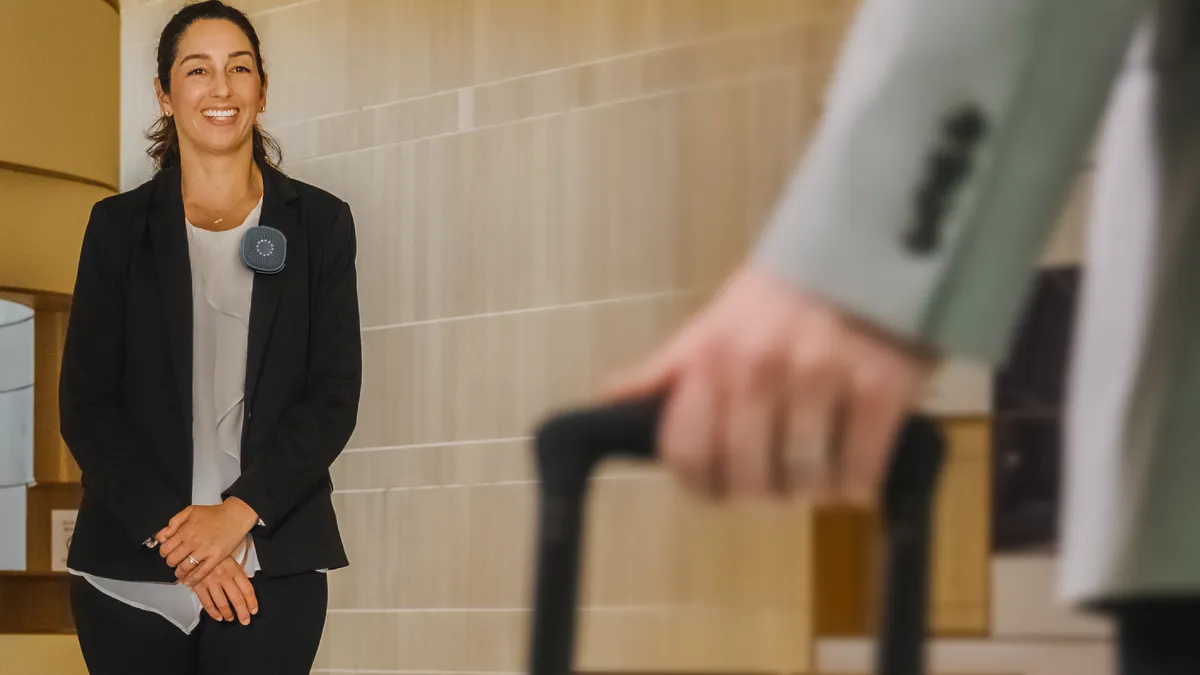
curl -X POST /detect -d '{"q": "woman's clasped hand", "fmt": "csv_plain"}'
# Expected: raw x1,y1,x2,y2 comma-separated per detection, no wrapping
154,497,262,624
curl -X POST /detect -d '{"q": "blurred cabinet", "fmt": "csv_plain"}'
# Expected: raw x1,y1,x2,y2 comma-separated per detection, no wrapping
813,417,992,639
928,419,991,634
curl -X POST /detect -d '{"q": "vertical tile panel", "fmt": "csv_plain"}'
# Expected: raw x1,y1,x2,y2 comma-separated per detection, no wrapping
468,482,536,609
387,486,472,608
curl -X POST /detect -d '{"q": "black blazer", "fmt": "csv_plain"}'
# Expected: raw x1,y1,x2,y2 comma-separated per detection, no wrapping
60,161,362,582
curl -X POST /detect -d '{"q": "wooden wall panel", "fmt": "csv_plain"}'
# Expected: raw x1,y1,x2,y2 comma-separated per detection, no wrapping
0,575,75,635
33,309,78,485
0,0,113,640
0,0,119,187
0,635,87,675
0,0,118,296
812,419,993,639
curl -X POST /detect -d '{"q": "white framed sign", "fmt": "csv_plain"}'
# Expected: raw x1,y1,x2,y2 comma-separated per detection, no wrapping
50,509,77,572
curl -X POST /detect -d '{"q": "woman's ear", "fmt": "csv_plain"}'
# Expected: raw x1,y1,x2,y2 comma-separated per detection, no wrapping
259,74,269,113
154,78,172,117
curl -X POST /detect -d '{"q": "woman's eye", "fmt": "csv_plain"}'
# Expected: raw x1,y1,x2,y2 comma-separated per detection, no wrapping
232,65,251,73
188,68,206,76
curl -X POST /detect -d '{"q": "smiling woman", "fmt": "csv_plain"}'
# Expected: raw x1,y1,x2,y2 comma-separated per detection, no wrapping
57,2,362,674
145,7,281,182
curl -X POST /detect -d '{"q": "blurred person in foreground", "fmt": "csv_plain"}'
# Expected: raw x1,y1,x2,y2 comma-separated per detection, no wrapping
605,2,1200,673
58,2,361,673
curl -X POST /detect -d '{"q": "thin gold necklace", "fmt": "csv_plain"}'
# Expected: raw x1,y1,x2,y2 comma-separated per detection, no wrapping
183,186,259,228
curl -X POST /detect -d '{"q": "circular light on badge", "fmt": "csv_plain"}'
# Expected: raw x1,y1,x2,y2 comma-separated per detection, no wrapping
241,225,287,274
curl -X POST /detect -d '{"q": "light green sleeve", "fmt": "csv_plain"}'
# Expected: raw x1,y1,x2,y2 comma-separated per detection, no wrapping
753,0,1143,364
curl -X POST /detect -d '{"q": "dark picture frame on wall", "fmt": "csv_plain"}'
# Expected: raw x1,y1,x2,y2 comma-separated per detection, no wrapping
991,264,1082,554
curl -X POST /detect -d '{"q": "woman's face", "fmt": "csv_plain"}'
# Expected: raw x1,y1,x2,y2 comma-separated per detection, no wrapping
156,18,268,162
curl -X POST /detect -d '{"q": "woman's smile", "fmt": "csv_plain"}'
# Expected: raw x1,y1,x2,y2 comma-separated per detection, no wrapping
201,107,240,125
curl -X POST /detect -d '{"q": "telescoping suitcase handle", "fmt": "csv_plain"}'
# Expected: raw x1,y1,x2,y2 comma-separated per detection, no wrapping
527,394,946,675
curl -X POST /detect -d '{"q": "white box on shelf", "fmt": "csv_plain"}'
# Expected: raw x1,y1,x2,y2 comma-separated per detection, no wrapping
50,509,77,573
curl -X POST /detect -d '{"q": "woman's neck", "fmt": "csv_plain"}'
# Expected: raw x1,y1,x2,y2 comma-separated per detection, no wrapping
181,151,260,201
179,149,263,231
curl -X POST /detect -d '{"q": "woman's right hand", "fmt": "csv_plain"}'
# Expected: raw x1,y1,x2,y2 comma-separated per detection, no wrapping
191,557,259,625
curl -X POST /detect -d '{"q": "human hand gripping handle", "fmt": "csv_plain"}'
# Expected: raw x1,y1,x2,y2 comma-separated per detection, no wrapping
526,394,945,675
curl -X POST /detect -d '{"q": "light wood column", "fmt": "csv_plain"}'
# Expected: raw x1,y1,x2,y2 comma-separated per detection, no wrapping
33,306,79,485
0,0,116,637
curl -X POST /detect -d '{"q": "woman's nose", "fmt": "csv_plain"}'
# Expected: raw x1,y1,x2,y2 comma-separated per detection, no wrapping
211,72,231,96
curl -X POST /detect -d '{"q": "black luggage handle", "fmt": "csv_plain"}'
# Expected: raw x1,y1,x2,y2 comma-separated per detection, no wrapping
527,394,945,675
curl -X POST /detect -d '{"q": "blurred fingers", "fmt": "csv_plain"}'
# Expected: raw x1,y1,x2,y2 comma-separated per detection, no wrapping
838,363,913,505
660,368,723,498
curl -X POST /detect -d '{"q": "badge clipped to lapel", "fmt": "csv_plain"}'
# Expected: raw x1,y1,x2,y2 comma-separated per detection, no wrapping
241,225,287,274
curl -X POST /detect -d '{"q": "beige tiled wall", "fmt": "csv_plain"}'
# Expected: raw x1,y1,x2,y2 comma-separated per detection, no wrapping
120,1,858,672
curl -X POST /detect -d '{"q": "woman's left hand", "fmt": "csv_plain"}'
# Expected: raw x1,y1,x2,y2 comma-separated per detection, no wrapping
156,498,260,587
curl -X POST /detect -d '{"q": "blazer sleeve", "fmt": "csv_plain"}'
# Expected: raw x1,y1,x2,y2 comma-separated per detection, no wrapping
222,201,363,532
751,0,1143,364
59,201,189,547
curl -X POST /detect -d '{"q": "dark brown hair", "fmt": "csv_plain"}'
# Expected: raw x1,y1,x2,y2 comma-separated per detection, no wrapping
146,0,282,172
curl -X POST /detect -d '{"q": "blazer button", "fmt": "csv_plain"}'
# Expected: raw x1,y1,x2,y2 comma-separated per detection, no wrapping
906,226,939,254
907,185,946,253
943,105,987,146
927,148,969,191
904,103,986,256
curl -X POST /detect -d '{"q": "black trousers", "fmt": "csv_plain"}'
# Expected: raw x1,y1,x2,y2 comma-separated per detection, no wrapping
1111,597,1200,675
70,571,327,675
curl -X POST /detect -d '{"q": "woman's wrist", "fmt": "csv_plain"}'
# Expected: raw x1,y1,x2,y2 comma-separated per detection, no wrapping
222,496,260,534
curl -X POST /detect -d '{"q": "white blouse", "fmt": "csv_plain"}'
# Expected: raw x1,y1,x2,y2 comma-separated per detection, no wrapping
69,197,264,633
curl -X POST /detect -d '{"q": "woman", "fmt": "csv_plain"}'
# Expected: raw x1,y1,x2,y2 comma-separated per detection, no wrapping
58,2,361,673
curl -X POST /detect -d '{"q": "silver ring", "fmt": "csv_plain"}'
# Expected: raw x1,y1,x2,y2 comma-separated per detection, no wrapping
188,555,201,566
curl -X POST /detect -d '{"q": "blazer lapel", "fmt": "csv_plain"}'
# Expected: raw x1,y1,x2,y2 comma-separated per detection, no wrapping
244,163,300,409
147,168,194,420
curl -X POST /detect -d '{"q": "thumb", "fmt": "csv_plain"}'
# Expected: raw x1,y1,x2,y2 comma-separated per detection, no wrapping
160,506,194,541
